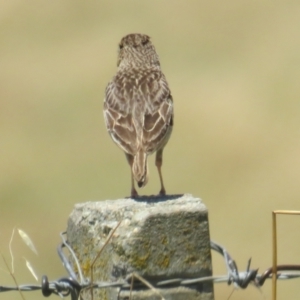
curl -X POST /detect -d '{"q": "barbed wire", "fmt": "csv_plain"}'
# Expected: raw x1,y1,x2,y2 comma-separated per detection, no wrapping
1,232,300,299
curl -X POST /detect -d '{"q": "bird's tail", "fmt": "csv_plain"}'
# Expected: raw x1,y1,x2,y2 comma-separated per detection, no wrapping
132,149,148,188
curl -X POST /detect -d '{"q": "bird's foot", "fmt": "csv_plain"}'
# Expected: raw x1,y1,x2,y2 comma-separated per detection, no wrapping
158,188,166,196
130,188,139,198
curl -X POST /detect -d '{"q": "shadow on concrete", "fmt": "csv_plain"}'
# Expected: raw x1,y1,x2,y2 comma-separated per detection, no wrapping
127,194,185,203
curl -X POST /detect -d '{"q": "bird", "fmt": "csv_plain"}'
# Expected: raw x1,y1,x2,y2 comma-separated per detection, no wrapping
103,33,174,197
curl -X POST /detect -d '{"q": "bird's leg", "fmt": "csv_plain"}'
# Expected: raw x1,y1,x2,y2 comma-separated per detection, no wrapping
130,170,139,198
125,153,138,198
155,148,166,196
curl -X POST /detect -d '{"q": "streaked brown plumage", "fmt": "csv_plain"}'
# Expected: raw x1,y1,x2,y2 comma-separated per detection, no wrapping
104,33,173,197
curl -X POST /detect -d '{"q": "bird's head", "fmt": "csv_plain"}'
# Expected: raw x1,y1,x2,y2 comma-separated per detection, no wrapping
117,33,160,68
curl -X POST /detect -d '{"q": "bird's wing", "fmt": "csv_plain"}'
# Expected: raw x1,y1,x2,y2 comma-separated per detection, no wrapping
104,80,138,155
142,73,174,154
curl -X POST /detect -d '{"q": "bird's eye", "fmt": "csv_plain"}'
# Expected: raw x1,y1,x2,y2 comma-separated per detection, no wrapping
141,39,148,46
119,43,124,50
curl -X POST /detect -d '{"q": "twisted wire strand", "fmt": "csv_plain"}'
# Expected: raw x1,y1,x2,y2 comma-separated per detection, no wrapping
1,235,300,299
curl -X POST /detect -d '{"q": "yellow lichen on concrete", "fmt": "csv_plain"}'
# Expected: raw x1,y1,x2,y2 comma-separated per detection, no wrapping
157,254,170,268
130,251,150,270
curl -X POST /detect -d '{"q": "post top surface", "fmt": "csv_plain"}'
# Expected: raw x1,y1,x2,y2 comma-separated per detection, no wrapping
73,193,207,212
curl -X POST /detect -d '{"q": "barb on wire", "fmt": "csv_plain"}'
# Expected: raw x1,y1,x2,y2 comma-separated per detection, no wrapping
210,240,259,289
210,241,300,289
58,232,85,284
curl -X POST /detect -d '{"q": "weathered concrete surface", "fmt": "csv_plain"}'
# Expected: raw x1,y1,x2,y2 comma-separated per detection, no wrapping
67,194,214,300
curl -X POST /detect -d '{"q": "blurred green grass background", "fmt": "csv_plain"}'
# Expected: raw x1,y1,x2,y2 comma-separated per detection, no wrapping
1,1,300,299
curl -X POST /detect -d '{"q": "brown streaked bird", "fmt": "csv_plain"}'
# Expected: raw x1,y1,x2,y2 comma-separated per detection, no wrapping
103,33,173,197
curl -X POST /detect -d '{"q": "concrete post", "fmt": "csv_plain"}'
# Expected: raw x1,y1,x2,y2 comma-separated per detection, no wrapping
67,194,214,300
